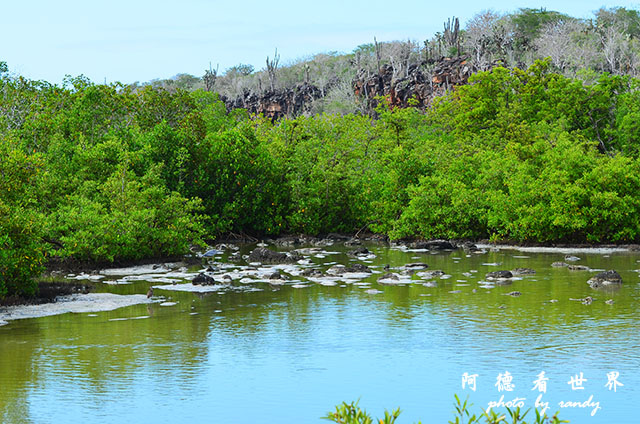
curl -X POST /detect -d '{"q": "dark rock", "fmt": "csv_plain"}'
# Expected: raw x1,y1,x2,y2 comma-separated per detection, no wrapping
301,268,323,278
192,273,216,286
587,270,623,289
348,247,370,256
224,82,323,121
568,265,590,271
460,241,480,252
206,265,219,273
288,250,304,262
273,236,306,247
512,267,536,275
344,238,362,246
363,234,389,243
268,271,283,280
506,291,522,297
325,233,351,241
418,270,445,279
248,247,296,264
486,270,513,279
352,56,476,113
183,255,202,265
378,273,400,283
344,263,372,273
228,252,243,263
410,239,455,250
326,265,346,275
405,263,429,270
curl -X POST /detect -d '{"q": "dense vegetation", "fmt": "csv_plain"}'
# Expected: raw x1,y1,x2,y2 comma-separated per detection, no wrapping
2,7,640,298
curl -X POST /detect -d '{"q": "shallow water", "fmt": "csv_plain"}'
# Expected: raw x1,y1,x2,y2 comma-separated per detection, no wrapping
1,243,639,423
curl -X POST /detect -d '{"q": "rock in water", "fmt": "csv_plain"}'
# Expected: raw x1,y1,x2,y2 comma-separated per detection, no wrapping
485,270,513,280
347,247,369,257
568,265,590,271
344,263,372,273
587,270,623,289
511,267,536,275
192,273,216,286
410,239,455,250
404,263,429,270
248,247,297,264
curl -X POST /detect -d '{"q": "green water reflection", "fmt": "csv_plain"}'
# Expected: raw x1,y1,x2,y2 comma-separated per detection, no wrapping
0,244,638,423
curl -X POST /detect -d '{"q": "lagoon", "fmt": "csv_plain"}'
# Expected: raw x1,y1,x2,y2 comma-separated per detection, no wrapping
1,242,638,423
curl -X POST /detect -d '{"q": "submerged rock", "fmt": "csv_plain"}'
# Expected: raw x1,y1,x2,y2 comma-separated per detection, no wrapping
551,262,569,267
268,271,288,280
416,270,445,278
301,268,323,278
511,267,536,275
347,247,370,257
192,273,216,286
378,273,400,284
344,238,362,246
248,247,297,264
568,265,590,271
410,239,455,250
587,270,623,289
485,270,513,280
326,265,347,275
460,241,481,252
404,263,429,270
344,263,372,273
228,252,243,263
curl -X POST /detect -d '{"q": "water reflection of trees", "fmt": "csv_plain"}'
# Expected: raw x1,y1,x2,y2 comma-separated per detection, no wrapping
1,247,638,422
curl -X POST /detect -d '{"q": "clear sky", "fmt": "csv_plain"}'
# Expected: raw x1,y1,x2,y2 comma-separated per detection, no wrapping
2,0,639,84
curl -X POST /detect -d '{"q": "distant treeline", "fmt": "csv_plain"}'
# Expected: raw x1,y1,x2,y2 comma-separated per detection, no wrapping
139,7,640,116
2,56,640,297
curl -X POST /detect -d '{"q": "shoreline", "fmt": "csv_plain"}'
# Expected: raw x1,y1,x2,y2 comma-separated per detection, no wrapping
2,235,638,311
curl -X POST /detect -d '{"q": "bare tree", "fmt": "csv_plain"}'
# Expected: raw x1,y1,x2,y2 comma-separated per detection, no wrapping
465,11,503,69
535,20,585,71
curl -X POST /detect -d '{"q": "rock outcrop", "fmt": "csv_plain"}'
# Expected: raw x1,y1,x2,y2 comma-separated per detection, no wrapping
587,270,623,289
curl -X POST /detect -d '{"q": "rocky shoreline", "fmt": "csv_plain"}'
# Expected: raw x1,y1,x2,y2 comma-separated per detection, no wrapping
4,234,636,310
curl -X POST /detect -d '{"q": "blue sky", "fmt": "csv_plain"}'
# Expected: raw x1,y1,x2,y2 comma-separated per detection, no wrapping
2,0,639,84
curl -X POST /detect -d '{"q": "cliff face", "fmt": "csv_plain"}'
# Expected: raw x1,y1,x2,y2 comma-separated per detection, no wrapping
223,56,476,118
223,83,323,120
352,56,475,110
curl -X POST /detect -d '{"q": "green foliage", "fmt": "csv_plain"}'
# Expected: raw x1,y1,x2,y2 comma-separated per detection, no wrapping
47,165,204,262
329,397,567,424
3,58,640,297
511,8,572,53
324,401,400,424
0,140,46,297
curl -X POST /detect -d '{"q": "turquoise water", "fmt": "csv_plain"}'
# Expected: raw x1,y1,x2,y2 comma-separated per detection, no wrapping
1,243,639,423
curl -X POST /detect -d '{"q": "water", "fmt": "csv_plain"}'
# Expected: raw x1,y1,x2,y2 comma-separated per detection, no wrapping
1,243,639,423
